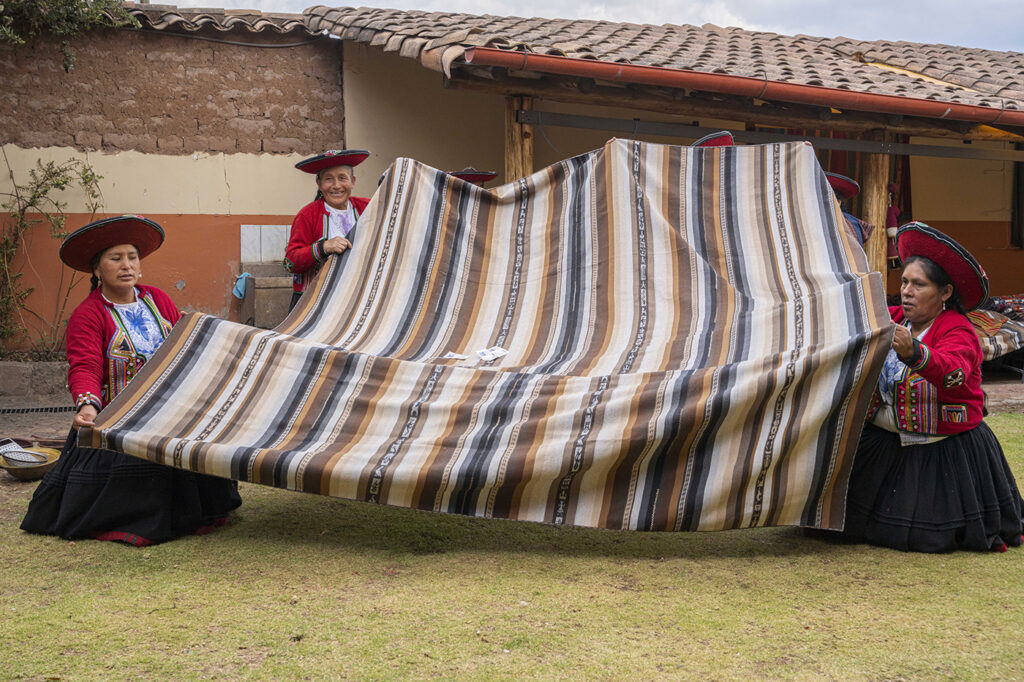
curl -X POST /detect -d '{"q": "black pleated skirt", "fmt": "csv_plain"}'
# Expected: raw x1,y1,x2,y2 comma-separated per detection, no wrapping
21,429,242,546
843,421,1024,552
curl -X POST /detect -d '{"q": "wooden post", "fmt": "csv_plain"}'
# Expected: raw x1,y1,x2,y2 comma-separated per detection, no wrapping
504,95,534,184
860,131,890,277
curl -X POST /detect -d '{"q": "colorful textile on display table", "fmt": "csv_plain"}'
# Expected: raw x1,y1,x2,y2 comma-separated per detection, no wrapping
983,294,1024,322
968,309,1024,361
81,139,892,532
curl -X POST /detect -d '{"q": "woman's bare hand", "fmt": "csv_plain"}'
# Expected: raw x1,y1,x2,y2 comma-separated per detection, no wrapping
322,236,352,255
73,404,98,430
892,325,915,361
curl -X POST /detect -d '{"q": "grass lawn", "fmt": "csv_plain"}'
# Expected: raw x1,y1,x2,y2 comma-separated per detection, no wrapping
3,413,1023,680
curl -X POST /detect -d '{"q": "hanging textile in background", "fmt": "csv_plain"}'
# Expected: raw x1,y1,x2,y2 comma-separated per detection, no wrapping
81,139,891,532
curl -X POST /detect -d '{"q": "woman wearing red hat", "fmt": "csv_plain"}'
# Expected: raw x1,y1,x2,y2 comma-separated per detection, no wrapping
284,149,371,310
825,171,873,246
449,166,498,187
20,216,241,546
842,222,1023,552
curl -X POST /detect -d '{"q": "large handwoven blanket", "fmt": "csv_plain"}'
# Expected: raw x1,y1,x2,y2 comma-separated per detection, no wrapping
83,138,892,531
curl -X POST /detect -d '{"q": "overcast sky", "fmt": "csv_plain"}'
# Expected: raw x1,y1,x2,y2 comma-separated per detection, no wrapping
173,0,1024,52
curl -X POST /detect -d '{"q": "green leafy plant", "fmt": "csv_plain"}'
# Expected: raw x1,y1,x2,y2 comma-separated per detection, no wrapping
0,0,139,72
1,148,103,358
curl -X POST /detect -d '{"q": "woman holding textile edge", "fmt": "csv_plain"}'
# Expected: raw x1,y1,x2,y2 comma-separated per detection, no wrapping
21,215,241,546
841,222,1024,553
284,149,371,310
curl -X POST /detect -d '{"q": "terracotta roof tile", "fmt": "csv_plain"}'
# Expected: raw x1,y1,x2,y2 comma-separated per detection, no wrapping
125,2,310,35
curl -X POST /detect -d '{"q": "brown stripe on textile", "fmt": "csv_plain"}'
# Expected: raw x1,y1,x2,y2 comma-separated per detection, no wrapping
484,374,564,519
367,363,446,503
152,324,268,473
433,369,521,514
521,167,568,370
407,373,478,508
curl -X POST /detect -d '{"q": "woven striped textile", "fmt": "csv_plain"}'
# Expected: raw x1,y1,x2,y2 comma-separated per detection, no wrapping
969,309,1024,361
83,139,892,531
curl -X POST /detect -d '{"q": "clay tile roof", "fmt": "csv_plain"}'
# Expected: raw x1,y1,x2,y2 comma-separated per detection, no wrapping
125,2,311,35
302,5,1024,115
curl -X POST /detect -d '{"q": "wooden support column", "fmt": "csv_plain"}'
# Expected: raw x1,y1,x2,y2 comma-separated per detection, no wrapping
504,95,534,184
860,131,891,277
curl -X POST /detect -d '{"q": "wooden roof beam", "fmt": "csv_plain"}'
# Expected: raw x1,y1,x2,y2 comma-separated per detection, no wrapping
445,72,1024,143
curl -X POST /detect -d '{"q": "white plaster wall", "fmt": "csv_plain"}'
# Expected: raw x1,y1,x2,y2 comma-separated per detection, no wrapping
908,137,1014,222
343,42,746,185
0,144,315,215
342,43,505,188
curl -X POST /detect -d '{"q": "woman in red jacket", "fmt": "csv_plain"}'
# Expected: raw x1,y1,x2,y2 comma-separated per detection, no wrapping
21,215,241,545
843,222,1023,552
284,149,371,310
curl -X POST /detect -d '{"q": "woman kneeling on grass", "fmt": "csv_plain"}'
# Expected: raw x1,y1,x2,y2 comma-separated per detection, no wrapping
842,222,1024,553
20,215,241,546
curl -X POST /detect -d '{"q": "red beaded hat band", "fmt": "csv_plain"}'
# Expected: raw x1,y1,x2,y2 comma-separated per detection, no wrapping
59,215,165,273
896,221,989,311
295,150,370,175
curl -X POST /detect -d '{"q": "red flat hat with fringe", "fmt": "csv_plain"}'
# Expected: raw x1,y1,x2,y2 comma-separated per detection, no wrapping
295,149,370,175
825,172,860,200
897,221,989,311
449,167,498,183
692,131,734,147
59,215,165,273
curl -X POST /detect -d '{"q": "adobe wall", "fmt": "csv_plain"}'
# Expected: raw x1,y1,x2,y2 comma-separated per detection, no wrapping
1,27,348,350
0,28,343,154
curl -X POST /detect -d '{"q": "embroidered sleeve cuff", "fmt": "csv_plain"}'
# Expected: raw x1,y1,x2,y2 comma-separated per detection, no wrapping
282,257,296,274
907,340,930,372
312,240,328,263
75,393,101,411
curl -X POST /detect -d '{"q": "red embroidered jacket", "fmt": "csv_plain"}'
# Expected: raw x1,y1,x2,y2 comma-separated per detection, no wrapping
66,285,180,410
283,196,370,293
866,306,985,435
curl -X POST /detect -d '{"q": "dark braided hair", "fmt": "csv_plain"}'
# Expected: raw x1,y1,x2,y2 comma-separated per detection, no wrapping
88,251,102,291
902,255,964,315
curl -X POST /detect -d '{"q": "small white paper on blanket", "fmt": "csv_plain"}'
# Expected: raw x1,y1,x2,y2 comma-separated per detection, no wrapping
476,346,508,362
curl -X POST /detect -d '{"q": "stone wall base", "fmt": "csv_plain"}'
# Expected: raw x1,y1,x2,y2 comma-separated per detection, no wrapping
0,361,68,398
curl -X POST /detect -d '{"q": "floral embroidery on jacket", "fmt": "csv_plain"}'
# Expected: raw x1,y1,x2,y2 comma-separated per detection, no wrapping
103,292,173,403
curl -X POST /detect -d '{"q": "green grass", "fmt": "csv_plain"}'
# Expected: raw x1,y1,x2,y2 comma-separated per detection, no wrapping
3,414,1023,680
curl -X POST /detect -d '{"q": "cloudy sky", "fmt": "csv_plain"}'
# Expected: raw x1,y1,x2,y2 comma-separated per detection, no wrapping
174,0,1023,52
